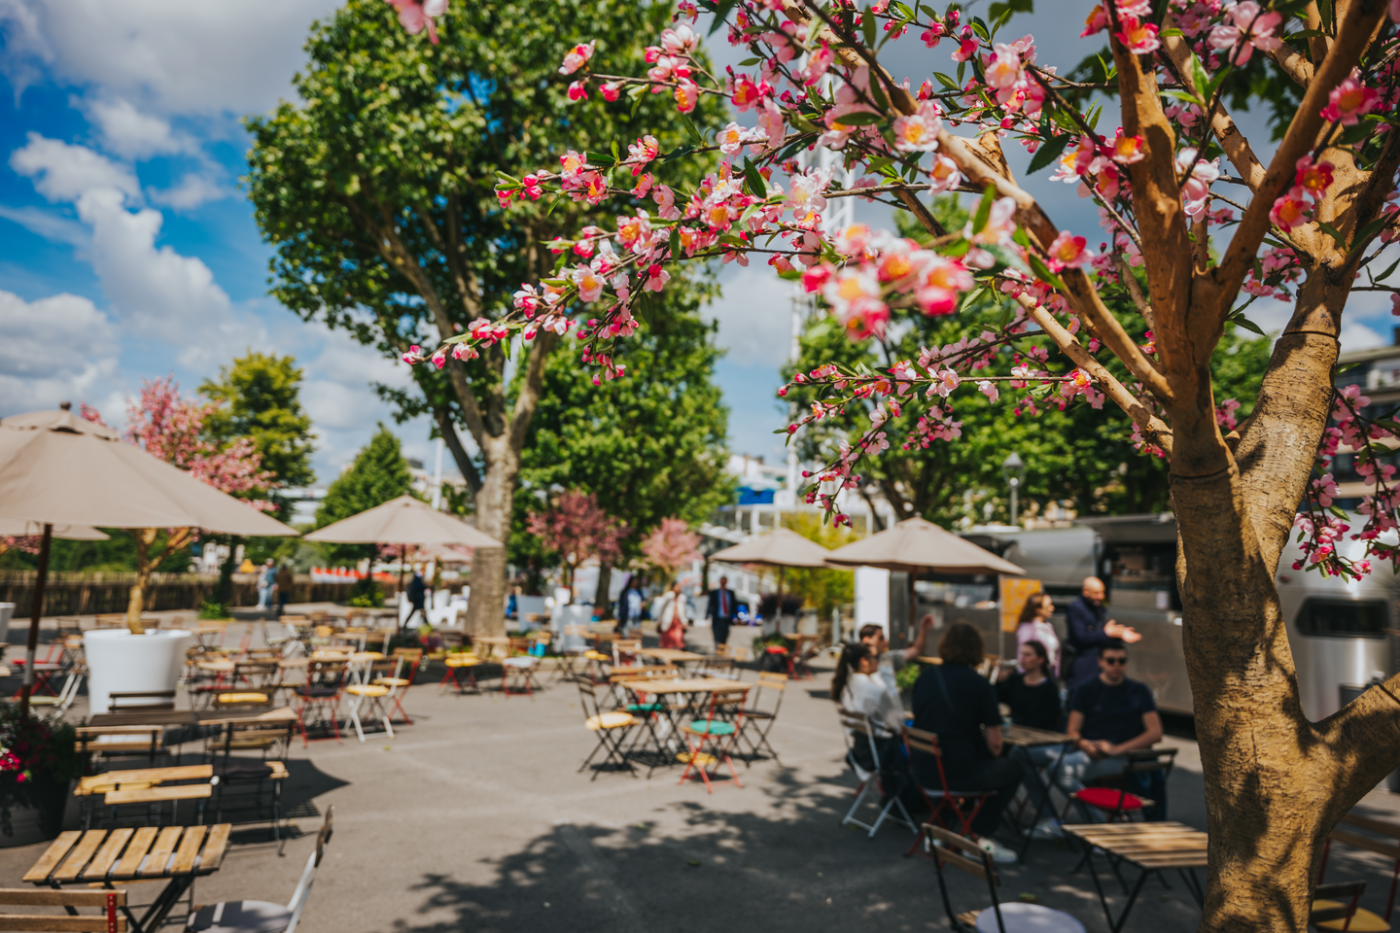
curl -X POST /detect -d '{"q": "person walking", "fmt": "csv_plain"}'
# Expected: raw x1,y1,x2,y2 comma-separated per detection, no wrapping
705,575,738,655
617,576,644,638
256,559,275,610
403,566,428,631
1065,576,1140,692
655,581,690,649
275,562,294,617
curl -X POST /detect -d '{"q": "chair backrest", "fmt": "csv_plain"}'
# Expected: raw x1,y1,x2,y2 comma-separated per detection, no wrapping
284,807,334,933
1312,880,1366,929
0,888,128,932
904,727,954,792
837,707,881,781
576,681,606,720
714,643,732,659
923,824,1005,932
751,671,788,714
109,690,176,711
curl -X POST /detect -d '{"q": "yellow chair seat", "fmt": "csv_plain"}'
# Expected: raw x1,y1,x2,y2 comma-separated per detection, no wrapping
373,677,411,687
676,751,717,767
1313,902,1390,932
584,650,611,661
352,652,384,661
346,684,389,697
585,712,635,731
445,655,481,668
216,692,268,704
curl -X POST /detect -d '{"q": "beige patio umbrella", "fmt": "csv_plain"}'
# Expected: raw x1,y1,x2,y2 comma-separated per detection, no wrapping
0,406,297,715
0,517,108,541
709,527,831,568
825,516,1023,646
305,495,501,600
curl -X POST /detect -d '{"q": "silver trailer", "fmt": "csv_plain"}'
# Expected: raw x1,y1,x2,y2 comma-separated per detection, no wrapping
956,515,1396,719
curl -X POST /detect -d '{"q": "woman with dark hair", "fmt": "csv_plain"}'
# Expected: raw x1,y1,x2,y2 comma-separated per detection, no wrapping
911,623,1023,863
1016,593,1061,677
832,642,904,735
997,640,1062,730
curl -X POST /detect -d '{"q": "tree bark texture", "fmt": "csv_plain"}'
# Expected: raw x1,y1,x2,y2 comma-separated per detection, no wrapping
465,436,517,639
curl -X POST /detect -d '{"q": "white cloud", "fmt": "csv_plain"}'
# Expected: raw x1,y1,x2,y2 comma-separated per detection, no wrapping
0,288,118,414
0,0,343,116
9,134,139,203
148,173,229,210
83,97,190,160
702,263,800,369
0,205,88,246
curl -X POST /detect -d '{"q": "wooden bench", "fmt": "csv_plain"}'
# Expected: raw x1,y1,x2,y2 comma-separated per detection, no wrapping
0,887,127,932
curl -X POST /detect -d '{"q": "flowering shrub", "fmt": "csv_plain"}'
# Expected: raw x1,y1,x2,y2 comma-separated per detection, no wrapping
390,0,1400,586
0,705,78,835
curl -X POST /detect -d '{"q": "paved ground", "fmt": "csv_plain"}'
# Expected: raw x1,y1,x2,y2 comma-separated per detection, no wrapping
9,613,1400,932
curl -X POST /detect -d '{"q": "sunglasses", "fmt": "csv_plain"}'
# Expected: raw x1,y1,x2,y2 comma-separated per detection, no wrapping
1102,656,1127,666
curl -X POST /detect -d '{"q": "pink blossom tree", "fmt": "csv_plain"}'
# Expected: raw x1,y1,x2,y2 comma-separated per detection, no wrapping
388,1,1400,922
640,516,701,581
103,377,275,629
526,489,628,594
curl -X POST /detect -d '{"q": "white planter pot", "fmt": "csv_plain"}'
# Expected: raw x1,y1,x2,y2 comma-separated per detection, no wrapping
83,629,193,714
0,603,12,644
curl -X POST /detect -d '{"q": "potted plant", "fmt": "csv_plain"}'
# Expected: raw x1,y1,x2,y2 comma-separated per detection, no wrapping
0,707,79,846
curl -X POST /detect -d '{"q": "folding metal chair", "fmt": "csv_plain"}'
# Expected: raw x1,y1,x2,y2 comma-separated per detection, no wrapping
1312,880,1371,932
925,823,1083,932
903,727,997,858
735,671,787,766
375,648,422,724
440,652,482,694
1065,748,1178,823
678,688,749,793
838,707,917,838
294,659,347,746
344,655,394,742
1318,811,1400,930
576,681,638,780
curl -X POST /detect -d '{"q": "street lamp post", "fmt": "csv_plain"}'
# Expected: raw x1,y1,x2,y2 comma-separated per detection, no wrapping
1001,451,1025,527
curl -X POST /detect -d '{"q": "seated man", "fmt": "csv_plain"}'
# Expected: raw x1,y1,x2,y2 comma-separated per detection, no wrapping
1056,640,1163,818
910,623,1022,864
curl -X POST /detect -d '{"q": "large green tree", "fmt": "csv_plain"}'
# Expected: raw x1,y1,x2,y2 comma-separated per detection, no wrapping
785,202,1270,527
314,425,414,565
245,0,723,635
201,351,316,491
508,299,731,601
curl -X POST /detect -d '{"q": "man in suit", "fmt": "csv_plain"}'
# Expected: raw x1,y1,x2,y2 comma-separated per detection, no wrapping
706,576,738,654
1065,576,1140,691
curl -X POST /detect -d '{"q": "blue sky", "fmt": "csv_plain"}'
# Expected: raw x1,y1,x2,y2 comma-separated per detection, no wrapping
0,1,1394,488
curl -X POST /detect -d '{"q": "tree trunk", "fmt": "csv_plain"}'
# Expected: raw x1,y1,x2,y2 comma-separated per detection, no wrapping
217,537,239,609
595,563,613,620
127,528,157,633
465,437,517,639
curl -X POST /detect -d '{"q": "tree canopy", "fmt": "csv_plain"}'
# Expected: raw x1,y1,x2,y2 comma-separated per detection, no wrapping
314,425,415,565
201,351,316,491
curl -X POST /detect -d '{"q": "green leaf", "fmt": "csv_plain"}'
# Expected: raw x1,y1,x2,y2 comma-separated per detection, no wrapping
1159,28,1183,37
1372,256,1400,284
1012,226,1031,248
869,75,890,111
934,72,959,90
743,161,768,199
891,2,917,19
1284,29,1325,40
1026,133,1073,175
738,57,761,66
972,185,995,235
970,17,990,41
1027,253,1065,290
669,226,682,260
1161,88,1205,105
1317,0,1334,34
789,113,822,134
610,140,620,162
1316,221,1348,250
834,110,885,126
861,8,877,48
1187,51,1211,102
1231,315,1266,337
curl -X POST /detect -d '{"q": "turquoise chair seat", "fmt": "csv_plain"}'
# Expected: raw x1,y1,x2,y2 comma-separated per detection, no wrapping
687,720,735,736
626,702,667,713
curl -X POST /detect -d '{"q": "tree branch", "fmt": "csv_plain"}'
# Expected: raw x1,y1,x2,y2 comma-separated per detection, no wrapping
1215,0,1389,323
1161,15,1268,192
1014,292,1174,456
1117,254,1156,333
433,404,483,496
1266,38,1316,87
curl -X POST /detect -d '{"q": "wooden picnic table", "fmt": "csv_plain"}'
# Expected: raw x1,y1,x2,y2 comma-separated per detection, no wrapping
1064,822,1207,932
88,706,297,730
25,824,233,933
77,765,214,797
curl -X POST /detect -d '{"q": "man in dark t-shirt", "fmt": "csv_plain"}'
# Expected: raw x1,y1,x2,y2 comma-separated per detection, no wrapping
1051,640,1163,816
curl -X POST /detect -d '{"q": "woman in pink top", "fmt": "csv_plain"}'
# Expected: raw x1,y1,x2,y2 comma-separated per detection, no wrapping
655,581,690,649
1015,592,1061,677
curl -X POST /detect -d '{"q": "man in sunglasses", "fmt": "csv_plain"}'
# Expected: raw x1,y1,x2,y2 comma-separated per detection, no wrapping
1034,641,1163,830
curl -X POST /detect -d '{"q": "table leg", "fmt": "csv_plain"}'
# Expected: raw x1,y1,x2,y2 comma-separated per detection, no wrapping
1014,742,1069,862
1179,868,1205,907
135,875,195,933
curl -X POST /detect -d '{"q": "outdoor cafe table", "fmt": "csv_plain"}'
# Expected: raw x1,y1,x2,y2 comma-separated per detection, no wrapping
1063,822,1207,932
1002,724,1076,861
614,677,750,768
637,648,707,666
88,706,298,729
24,824,233,933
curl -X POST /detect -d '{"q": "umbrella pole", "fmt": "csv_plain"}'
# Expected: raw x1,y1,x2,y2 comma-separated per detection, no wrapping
19,523,52,720
399,544,407,615
908,571,916,649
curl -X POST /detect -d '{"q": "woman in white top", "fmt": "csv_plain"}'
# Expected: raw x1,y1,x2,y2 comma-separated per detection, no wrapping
1015,592,1061,677
654,581,689,649
832,642,905,736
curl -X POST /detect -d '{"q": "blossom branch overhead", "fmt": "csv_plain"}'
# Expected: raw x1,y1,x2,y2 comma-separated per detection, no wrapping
389,0,1400,573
